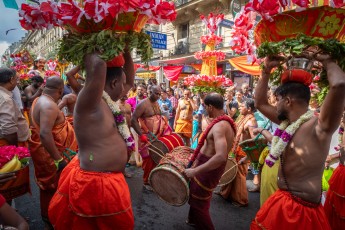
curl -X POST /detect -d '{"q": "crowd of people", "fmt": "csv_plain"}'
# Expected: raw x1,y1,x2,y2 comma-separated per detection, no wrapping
0,50,344,230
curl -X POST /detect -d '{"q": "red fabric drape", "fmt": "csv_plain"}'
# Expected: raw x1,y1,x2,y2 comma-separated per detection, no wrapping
163,66,183,81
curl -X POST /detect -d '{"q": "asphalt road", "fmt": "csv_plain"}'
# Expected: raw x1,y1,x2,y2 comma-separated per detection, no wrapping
15,162,260,230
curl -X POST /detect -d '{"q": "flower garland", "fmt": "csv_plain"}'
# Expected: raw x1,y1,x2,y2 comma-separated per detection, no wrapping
265,110,314,167
102,91,135,152
0,146,30,168
194,51,225,61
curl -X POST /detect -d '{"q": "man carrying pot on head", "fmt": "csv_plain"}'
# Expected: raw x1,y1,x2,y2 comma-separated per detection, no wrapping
251,53,345,229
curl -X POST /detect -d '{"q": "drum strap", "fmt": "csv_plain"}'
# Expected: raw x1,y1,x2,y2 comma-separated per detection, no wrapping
187,115,236,168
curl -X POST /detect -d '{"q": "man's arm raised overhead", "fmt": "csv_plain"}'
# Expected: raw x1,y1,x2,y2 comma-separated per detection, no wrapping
122,49,135,96
76,53,106,114
255,56,286,125
316,56,345,136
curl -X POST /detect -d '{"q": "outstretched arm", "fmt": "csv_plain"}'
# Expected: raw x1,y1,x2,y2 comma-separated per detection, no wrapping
66,66,82,94
122,50,135,97
255,56,286,125
316,58,345,135
76,53,106,114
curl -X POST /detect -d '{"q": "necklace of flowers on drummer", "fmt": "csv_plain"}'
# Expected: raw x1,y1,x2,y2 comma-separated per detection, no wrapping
102,91,135,152
265,110,314,167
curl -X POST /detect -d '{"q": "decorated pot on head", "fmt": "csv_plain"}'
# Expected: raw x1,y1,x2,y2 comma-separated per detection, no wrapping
281,57,314,86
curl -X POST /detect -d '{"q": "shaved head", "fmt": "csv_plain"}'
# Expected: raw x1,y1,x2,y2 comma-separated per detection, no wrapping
204,93,224,110
45,76,64,90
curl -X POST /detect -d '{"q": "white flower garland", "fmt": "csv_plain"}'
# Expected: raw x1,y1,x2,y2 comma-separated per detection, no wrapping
102,91,135,152
265,110,314,167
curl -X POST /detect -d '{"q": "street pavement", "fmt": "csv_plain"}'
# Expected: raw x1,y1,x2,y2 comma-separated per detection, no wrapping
15,162,260,230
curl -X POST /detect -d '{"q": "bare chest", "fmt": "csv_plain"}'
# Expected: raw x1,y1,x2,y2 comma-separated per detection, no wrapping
143,102,161,117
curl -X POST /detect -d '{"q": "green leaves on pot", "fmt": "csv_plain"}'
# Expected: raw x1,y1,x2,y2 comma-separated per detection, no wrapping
58,30,153,66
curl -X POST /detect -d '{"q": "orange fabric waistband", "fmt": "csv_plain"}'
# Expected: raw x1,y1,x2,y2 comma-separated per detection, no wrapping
57,157,132,217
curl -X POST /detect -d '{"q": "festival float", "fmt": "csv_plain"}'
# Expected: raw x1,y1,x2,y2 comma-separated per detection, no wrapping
0,146,31,200
229,1,345,104
184,13,234,94
18,0,177,65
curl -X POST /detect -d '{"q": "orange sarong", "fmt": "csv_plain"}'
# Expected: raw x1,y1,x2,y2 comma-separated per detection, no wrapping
49,157,134,230
219,147,250,206
251,190,331,230
66,115,74,126
175,119,193,138
324,164,345,230
29,99,78,221
138,115,171,184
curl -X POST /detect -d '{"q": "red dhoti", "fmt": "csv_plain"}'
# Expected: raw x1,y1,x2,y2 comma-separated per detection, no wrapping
138,115,171,184
251,190,331,230
219,147,250,206
49,157,134,230
188,154,226,230
324,164,345,230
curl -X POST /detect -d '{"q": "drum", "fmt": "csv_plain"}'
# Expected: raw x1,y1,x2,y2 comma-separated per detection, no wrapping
239,138,268,163
218,157,238,186
149,146,194,206
148,133,184,164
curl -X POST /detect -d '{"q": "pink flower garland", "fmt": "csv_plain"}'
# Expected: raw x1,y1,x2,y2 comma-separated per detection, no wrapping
19,0,177,32
194,51,225,61
230,0,345,63
200,34,223,45
184,74,233,88
0,146,30,168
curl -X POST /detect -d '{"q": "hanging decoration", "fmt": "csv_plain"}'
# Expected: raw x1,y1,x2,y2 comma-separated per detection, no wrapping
18,0,177,65
184,13,233,94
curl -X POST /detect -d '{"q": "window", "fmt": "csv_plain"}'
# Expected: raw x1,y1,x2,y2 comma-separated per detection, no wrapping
181,23,189,39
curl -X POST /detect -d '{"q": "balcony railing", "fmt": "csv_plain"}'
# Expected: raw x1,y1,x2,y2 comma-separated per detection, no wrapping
173,0,190,7
174,38,189,55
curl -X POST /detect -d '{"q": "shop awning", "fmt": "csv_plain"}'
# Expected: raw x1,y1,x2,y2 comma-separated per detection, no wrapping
136,72,156,79
229,56,261,76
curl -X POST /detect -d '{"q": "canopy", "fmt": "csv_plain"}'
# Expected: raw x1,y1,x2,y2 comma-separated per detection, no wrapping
229,56,261,76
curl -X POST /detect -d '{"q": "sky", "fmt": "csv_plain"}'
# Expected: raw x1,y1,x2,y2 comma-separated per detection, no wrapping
0,1,27,56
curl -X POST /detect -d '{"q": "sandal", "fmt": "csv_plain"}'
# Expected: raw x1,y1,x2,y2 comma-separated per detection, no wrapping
185,219,196,227
246,180,260,192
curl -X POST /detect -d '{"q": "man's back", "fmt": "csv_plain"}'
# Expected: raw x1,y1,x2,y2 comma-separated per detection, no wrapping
32,97,65,128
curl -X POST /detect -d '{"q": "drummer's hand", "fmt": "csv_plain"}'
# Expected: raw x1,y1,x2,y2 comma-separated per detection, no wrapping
184,168,197,179
0,173,16,184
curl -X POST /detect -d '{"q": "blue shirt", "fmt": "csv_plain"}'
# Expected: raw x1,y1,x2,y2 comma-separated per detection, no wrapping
158,98,172,118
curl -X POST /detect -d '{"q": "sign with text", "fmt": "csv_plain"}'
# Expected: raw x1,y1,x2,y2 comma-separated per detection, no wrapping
146,31,167,50
219,19,234,29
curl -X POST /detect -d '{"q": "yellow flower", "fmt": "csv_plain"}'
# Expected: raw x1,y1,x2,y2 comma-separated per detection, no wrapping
318,15,341,36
